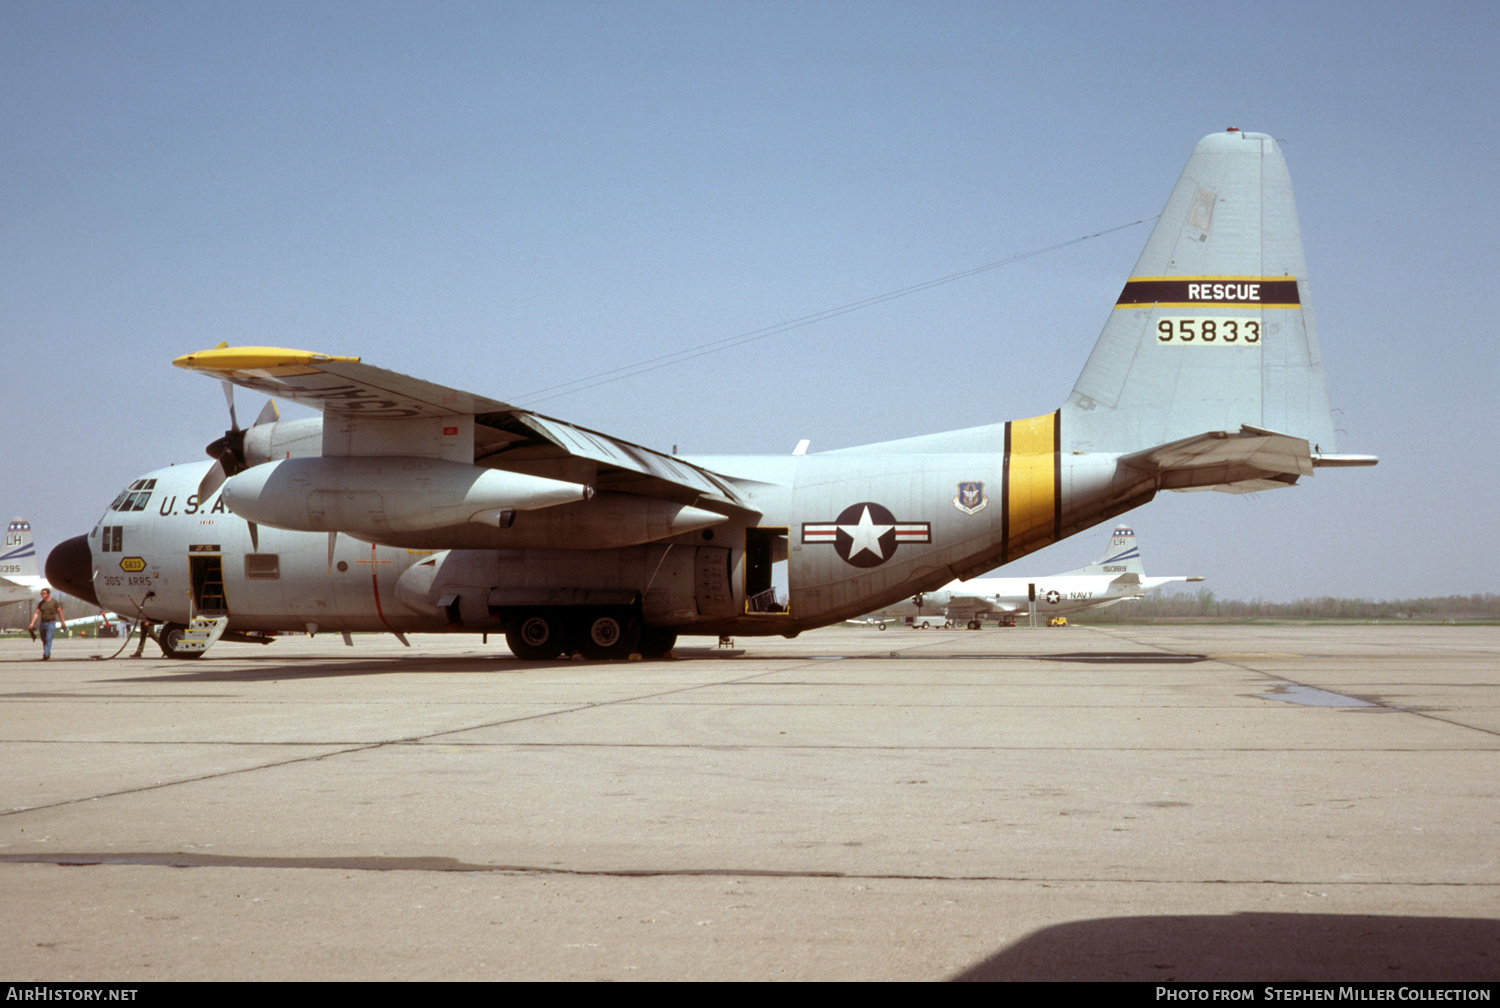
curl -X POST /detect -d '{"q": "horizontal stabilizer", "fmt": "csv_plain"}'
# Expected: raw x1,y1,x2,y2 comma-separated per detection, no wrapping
1120,425,1313,494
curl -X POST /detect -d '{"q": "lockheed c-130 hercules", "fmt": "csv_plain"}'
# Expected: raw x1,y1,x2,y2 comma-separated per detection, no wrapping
47,129,1375,660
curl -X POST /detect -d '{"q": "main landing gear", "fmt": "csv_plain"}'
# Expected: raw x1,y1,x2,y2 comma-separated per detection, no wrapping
504,607,675,661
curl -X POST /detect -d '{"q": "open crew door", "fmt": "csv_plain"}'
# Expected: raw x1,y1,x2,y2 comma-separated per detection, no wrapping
189,551,229,615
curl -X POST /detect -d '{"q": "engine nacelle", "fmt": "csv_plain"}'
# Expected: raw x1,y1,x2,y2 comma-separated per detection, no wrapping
222,456,590,537
240,416,324,466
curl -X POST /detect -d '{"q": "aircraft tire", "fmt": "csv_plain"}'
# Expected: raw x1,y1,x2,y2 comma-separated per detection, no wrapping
636,627,677,659
158,622,203,660
506,610,568,660
574,610,641,661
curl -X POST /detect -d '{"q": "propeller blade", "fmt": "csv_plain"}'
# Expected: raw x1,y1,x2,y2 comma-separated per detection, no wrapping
197,460,227,502
221,379,238,433
251,398,279,427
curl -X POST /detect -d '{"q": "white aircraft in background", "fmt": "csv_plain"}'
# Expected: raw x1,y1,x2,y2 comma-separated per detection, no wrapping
46,130,1375,659
0,519,50,606
870,524,1202,628
67,611,129,631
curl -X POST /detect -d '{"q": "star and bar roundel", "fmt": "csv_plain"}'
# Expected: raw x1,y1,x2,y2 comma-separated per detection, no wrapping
802,502,931,568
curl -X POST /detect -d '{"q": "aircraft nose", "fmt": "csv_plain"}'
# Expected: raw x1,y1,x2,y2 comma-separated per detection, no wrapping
46,535,100,608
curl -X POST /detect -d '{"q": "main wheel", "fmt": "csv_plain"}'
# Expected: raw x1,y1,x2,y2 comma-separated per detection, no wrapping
636,627,678,659
158,622,203,660
505,610,567,660
573,610,641,661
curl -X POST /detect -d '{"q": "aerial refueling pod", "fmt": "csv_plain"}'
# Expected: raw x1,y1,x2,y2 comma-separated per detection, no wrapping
221,456,590,538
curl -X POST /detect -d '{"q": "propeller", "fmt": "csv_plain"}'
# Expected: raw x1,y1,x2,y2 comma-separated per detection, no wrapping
197,381,279,501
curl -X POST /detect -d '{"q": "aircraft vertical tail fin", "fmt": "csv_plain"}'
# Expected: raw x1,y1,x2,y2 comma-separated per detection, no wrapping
2,518,39,579
1063,524,1143,576
1061,129,1339,458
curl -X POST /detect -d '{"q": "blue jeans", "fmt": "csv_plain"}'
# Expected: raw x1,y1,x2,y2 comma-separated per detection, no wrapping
40,620,56,658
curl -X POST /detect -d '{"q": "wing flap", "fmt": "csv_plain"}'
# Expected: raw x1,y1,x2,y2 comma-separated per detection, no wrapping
503,413,743,503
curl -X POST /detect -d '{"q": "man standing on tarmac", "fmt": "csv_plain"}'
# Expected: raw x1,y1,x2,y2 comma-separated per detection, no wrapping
28,588,65,660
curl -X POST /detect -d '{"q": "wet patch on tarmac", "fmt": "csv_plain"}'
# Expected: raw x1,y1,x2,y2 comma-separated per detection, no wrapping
1254,685,1379,708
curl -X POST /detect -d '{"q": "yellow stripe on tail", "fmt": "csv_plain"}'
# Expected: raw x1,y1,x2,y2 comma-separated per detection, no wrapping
1005,411,1060,561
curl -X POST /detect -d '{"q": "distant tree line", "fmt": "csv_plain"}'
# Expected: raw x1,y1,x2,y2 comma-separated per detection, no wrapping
1077,589,1500,622
5,588,1498,631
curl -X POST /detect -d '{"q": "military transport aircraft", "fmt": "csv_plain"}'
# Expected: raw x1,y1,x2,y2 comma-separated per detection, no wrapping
869,524,1203,628
46,129,1376,660
1,518,50,606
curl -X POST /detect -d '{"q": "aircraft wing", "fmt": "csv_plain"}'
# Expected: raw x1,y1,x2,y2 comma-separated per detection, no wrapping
173,346,751,511
67,611,125,627
0,575,46,605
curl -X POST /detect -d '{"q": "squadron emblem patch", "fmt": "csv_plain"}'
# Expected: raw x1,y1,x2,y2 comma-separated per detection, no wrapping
802,502,931,568
953,481,987,515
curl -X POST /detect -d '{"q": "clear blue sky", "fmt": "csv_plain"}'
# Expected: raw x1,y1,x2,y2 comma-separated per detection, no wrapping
4,1,1496,602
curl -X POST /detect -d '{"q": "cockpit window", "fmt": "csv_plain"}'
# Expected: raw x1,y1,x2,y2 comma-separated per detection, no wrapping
109,478,157,512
